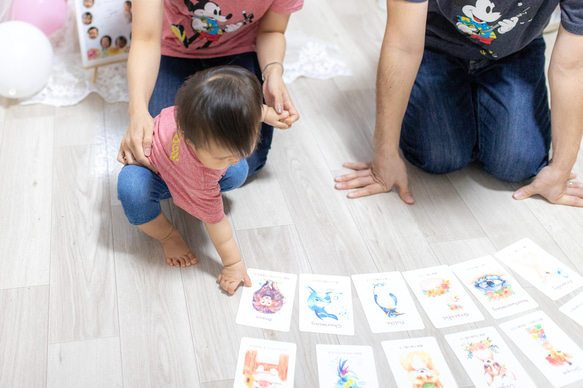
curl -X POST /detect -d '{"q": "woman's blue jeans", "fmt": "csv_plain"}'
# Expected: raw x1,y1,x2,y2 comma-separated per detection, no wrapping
400,37,551,182
118,51,273,225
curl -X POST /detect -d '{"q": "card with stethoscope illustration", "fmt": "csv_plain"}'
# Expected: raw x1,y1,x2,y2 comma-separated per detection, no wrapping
352,271,424,333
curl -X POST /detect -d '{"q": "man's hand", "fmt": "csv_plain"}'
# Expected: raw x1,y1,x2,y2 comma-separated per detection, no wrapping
117,109,156,171
513,166,583,207
217,260,252,295
334,153,415,204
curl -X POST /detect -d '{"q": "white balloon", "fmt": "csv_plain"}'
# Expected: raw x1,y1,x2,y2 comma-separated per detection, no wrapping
0,21,53,99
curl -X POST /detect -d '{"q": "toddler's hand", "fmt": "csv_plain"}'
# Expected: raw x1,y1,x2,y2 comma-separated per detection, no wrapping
262,105,291,129
218,260,251,295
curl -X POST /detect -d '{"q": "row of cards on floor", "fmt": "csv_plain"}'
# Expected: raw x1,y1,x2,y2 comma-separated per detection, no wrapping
234,312,583,388
237,239,583,334
233,238,583,388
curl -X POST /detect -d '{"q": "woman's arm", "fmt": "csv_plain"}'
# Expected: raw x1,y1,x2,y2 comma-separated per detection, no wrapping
117,0,164,168
256,10,299,126
205,217,251,295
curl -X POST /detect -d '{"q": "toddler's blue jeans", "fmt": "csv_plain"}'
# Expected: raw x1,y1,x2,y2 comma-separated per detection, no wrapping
118,51,272,225
400,37,551,182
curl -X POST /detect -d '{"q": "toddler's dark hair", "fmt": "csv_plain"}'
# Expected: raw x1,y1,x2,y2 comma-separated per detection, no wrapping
174,66,263,159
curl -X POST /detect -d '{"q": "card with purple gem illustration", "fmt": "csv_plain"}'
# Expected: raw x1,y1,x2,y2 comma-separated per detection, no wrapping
402,265,484,328
445,326,535,388
298,273,354,335
236,269,297,332
352,272,424,333
233,337,297,388
382,336,458,388
495,238,583,300
316,344,379,388
450,256,538,319
500,310,583,387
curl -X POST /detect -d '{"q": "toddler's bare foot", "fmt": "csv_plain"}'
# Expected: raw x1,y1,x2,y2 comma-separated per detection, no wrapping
159,228,198,267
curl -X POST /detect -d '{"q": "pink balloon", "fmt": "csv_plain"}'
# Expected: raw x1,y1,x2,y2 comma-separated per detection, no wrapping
10,0,67,37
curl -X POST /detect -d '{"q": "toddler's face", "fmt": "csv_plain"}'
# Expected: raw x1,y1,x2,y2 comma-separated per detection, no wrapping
84,0,94,8
101,37,111,48
188,141,241,170
88,29,98,39
83,14,92,24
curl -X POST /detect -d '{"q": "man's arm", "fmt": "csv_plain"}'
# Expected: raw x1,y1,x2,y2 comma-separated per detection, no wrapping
514,25,583,206
205,217,251,295
334,0,428,202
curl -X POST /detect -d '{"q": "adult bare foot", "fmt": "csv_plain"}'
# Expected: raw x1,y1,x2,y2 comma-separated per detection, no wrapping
159,228,198,267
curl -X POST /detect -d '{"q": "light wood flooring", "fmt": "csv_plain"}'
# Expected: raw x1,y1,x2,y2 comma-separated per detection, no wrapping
1,1,582,387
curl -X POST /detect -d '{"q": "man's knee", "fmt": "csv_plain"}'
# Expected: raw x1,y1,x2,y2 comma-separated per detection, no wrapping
482,150,547,182
401,145,473,175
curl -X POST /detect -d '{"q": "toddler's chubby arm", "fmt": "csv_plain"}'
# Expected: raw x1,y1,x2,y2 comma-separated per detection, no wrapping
262,104,291,130
204,216,251,295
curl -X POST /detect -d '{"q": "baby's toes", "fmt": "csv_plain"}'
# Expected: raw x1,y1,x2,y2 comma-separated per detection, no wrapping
187,252,198,265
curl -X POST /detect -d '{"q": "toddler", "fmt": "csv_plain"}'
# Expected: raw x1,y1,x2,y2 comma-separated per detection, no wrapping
117,66,288,294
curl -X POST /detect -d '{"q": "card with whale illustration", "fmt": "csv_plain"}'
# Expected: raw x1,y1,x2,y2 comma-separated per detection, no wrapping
298,273,354,335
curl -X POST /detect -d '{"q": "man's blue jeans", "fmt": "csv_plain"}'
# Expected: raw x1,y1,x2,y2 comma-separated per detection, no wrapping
118,51,272,225
400,37,551,182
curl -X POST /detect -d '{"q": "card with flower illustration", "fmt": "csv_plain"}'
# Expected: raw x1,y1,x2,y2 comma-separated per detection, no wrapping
352,272,424,333
450,256,538,319
233,337,296,388
560,292,583,327
445,326,535,388
382,336,458,388
499,310,583,387
236,269,297,332
495,238,583,300
402,265,484,328
298,273,354,335
316,345,379,388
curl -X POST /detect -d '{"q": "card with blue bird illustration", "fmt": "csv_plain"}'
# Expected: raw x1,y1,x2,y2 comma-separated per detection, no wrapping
316,344,379,388
450,255,538,319
352,272,424,333
299,273,354,335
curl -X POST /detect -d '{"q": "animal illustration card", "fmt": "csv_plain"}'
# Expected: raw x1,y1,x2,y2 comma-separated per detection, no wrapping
298,273,354,335
495,238,583,300
236,269,297,332
402,265,484,328
450,256,538,319
445,326,535,388
382,336,458,388
316,345,379,388
499,310,583,387
352,272,425,333
560,292,583,327
233,337,297,388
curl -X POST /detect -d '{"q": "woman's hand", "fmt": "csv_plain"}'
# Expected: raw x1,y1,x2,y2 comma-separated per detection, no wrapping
262,65,299,127
117,108,156,171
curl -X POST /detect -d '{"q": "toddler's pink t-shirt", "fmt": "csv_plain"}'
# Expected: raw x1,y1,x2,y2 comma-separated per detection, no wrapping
161,0,303,59
148,107,227,224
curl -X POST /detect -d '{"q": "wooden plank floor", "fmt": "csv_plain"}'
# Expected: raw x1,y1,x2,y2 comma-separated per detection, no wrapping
1,1,582,387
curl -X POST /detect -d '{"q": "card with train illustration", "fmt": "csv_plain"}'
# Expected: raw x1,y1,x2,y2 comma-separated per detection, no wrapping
236,269,297,332
560,292,583,327
450,256,538,319
316,344,379,388
402,265,484,328
352,272,424,333
500,310,583,387
445,326,535,388
298,273,354,335
495,238,583,300
382,336,458,388
233,337,297,388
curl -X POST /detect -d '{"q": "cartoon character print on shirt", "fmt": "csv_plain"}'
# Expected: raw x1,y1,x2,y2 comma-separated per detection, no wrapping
455,0,530,45
171,0,254,50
